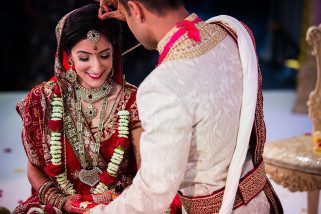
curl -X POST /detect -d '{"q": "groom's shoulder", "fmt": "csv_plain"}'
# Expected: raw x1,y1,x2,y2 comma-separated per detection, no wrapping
138,61,192,90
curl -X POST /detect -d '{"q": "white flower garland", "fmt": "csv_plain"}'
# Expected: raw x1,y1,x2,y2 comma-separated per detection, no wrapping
49,94,76,195
56,173,75,195
107,147,125,176
50,95,63,166
92,182,109,194
117,110,130,138
92,110,129,194
27,205,63,214
27,207,44,214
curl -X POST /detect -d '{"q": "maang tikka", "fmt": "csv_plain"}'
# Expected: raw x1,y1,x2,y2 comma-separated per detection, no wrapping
66,58,77,83
87,30,100,51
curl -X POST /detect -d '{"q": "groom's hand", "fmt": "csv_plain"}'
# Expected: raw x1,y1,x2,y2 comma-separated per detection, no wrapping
97,0,126,21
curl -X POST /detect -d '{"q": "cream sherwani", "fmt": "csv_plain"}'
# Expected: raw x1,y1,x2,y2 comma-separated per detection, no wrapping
91,14,270,214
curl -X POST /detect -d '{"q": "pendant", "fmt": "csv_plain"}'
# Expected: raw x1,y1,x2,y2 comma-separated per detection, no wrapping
78,167,101,187
84,104,97,121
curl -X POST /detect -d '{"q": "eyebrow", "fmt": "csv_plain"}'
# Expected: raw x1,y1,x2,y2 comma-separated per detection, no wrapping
77,48,111,54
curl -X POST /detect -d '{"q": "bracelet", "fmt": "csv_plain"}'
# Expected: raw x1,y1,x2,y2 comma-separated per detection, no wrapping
46,187,68,209
38,181,55,203
38,180,68,209
57,195,69,210
93,191,112,203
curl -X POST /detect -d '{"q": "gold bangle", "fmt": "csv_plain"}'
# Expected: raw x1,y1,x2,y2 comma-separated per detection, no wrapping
38,181,55,203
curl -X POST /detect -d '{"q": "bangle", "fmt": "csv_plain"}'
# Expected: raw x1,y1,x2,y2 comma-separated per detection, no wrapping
38,181,55,203
38,180,68,209
57,195,69,209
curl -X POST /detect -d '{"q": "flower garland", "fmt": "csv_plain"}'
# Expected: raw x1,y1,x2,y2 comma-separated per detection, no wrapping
117,110,130,138
27,207,44,214
46,83,130,196
92,109,129,194
46,84,76,195
27,204,60,214
49,91,63,166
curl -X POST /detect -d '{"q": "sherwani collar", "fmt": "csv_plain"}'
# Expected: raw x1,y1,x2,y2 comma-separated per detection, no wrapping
157,13,200,54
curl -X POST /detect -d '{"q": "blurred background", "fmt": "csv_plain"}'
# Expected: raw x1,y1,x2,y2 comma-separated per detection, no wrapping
0,0,315,91
1,0,321,213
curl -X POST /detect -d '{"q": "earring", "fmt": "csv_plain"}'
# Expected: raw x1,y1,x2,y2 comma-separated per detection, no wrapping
66,58,77,83
109,68,114,80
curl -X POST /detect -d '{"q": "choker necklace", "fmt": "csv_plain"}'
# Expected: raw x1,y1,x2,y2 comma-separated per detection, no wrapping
75,80,114,121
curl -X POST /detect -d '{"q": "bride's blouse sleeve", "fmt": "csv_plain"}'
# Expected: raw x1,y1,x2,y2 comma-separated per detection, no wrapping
124,84,141,131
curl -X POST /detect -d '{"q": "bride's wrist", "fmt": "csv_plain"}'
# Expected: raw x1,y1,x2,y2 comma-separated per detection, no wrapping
38,180,68,209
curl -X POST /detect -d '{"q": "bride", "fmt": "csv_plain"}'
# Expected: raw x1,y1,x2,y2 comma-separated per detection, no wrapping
13,4,143,213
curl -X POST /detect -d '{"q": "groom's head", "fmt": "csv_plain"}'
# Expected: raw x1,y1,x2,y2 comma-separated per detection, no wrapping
117,0,186,50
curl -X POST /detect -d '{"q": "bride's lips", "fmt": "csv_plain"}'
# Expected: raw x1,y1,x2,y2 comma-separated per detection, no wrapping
86,72,104,80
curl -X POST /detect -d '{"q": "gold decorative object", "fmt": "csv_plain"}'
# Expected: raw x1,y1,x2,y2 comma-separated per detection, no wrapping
306,24,321,153
264,135,321,192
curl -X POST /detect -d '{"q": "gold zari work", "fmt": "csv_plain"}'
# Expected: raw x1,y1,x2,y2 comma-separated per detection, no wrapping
158,16,227,63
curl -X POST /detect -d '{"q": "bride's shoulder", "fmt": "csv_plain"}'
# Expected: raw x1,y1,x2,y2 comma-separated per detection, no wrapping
20,79,61,106
123,82,138,93
16,81,49,117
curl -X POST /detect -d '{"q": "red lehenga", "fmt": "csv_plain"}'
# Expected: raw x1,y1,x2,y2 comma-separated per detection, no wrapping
13,8,141,214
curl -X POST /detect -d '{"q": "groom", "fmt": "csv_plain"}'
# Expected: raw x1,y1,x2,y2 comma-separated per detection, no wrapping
89,0,283,213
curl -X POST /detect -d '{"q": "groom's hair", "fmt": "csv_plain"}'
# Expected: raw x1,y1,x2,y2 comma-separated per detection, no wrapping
119,0,184,16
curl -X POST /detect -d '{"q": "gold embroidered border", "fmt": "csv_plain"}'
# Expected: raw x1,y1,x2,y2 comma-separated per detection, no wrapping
238,161,266,204
162,23,227,64
264,179,281,214
179,190,243,214
179,161,266,213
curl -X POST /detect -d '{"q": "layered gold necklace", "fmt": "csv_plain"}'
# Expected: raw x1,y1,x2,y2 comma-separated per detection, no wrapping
75,80,114,121
74,80,114,187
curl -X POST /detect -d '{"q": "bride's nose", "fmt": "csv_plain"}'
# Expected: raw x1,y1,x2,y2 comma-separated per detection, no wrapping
91,57,103,73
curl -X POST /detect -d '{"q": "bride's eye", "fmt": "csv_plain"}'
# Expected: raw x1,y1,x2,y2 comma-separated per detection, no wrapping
100,54,110,59
100,50,111,59
78,55,90,61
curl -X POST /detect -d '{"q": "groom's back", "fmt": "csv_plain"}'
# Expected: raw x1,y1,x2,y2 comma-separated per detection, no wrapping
139,23,243,197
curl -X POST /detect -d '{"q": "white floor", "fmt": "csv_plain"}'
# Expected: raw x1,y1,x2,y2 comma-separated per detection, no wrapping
0,90,320,213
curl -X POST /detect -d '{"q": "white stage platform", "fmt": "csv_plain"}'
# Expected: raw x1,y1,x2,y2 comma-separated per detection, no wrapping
0,90,320,213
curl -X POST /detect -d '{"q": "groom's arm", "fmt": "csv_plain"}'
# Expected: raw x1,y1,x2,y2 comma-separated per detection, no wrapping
90,71,193,213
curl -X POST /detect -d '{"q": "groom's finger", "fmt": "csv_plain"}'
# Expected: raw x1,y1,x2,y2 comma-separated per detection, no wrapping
98,4,109,18
99,0,117,7
100,10,126,21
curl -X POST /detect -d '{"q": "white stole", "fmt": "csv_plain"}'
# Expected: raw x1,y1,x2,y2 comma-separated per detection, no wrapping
206,15,258,214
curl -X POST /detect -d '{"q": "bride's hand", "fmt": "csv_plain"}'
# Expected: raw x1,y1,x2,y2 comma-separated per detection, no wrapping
98,0,126,21
63,194,86,213
83,190,119,204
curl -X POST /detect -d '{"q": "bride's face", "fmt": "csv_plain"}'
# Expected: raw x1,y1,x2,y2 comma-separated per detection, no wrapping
70,35,113,89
